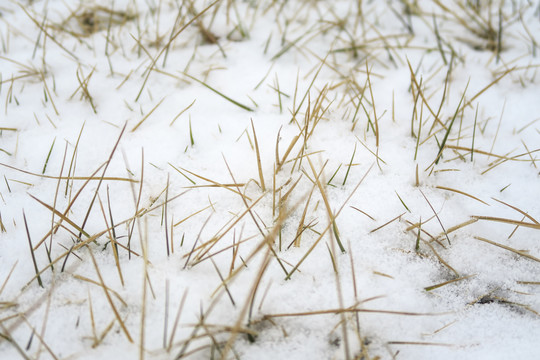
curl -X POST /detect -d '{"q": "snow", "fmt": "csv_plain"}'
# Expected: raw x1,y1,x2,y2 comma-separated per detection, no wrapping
1,0,540,359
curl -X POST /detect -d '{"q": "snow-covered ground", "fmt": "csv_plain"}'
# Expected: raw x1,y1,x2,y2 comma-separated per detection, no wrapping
1,0,539,359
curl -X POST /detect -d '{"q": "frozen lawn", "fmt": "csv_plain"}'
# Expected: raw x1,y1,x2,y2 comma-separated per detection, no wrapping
1,0,540,359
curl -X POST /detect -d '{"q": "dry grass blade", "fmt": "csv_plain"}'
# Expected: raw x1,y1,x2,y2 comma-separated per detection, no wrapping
210,258,235,307
355,136,387,165
73,66,97,114
72,274,126,306
432,218,478,241
170,100,196,126
517,281,540,286
420,189,451,245
139,218,149,360
87,247,133,343
251,119,266,191
276,132,301,173
131,97,166,132
350,206,376,221
472,216,540,231
0,261,18,298
491,198,539,225
167,289,189,352
271,25,313,61
365,62,379,147
307,156,345,253
28,194,90,239
421,240,459,277
425,274,475,291
520,140,538,169
342,143,357,186
436,186,489,205
97,190,124,286
446,145,540,162
23,211,43,288
164,175,170,257
370,212,406,233
462,67,516,109
0,162,137,182
179,167,250,200
65,122,84,196
292,187,315,248
263,307,448,319
387,341,454,347
173,203,214,227
47,142,69,267
474,236,540,262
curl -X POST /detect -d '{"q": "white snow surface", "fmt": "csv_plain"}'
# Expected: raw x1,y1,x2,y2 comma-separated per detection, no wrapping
1,0,540,359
